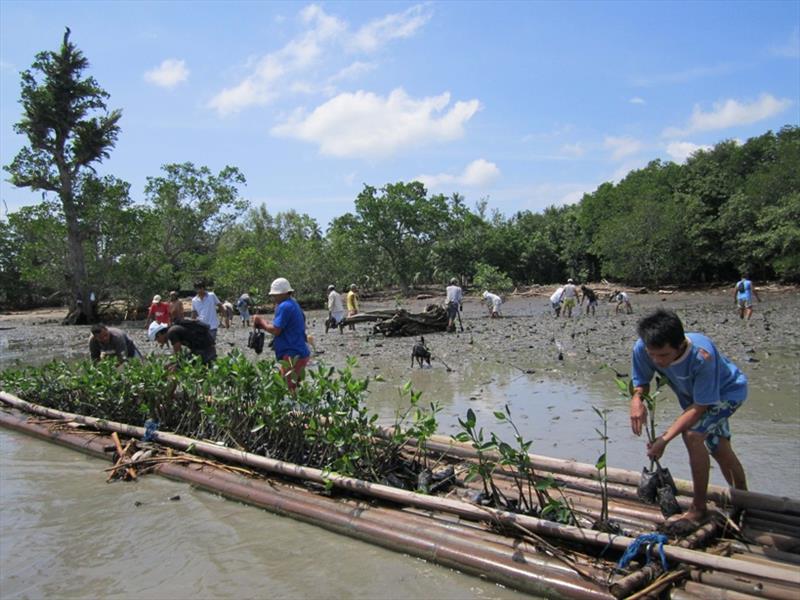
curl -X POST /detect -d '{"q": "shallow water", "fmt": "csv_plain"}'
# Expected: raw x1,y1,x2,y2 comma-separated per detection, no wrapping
1,289,799,597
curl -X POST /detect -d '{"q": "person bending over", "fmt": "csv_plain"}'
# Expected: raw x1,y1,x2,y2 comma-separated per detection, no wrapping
90,324,142,364
629,309,748,529
149,320,217,365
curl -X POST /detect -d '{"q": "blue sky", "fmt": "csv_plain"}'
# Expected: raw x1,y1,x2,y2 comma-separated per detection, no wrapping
1,1,798,229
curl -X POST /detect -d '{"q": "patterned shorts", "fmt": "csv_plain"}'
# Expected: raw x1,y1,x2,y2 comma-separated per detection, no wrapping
690,400,742,454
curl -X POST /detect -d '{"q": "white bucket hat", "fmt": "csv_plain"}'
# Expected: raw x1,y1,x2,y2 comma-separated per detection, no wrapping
269,277,294,295
152,294,162,303
148,321,168,342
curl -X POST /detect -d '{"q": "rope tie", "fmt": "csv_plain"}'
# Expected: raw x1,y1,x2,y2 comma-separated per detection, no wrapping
616,533,669,572
143,418,160,442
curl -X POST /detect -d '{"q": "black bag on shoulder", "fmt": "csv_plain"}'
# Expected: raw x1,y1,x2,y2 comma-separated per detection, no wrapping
248,329,265,354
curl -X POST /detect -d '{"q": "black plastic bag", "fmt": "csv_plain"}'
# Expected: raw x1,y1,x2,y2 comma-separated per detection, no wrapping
247,329,265,354
657,485,682,517
638,463,679,511
638,466,660,503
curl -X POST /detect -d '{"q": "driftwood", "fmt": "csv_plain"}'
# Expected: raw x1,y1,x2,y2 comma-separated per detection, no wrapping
345,304,448,337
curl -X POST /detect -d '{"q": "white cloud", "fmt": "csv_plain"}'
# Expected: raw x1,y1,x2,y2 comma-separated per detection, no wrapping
350,4,432,53
271,88,480,159
770,27,800,59
144,59,189,88
632,63,735,87
665,141,711,163
604,136,643,161
209,4,430,116
559,143,585,157
417,159,500,189
629,96,646,105
664,93,793,137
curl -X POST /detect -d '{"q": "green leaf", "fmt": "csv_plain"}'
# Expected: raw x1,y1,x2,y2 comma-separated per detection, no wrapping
466,408,476,428
595,453,606,471
493,411,507,421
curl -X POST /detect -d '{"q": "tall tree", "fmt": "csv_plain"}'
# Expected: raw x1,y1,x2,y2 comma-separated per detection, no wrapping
4,28,122,321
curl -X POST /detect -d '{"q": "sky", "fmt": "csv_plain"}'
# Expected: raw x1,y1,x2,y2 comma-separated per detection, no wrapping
1,1,798,229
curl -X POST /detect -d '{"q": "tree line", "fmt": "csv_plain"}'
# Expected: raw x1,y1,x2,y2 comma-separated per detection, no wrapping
1,32,798,312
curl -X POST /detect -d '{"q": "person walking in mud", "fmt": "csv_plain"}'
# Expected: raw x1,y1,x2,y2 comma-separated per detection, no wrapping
734,274,761,320
445,278,463,332
237,291,252,327
346,284,360,331
326,285,345,333
580,285,598,316
549,286,564,318
89,324,142,364
560,278,579,318
629,309,748,532
168,291,184,322
482,291,502,318
614,290,633,314
191,281,222,341
253,278,311,391
148,320,216,365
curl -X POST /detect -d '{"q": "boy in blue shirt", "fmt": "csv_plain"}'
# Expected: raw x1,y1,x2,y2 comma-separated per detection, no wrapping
629,309,748,528
734,274,761,320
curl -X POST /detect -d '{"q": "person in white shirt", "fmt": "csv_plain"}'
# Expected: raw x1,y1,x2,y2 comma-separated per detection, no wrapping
481,291,502,318
614,290,633,314
560,278,579,318
445,278,464,332
326,285,346,333
191,281,222,340
550,286,564,318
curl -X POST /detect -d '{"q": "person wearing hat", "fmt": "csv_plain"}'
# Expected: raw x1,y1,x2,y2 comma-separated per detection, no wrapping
482,291,502,318
346,284,360,331
144,294,171,330
253,278,311,390
236,291,252,327
148,320,216,365
90,324,142,364
445,277,463,332
168,291,184,322
326,284,345,333
560,278,579,318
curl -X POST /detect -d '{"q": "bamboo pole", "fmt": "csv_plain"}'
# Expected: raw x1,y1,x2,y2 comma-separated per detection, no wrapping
683,580,765,599
0,409,612,600
728,541,800,566
1,393,799,588
689,569,800,600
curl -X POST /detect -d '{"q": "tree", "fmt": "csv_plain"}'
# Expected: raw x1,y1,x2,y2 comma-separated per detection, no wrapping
4,28,122,321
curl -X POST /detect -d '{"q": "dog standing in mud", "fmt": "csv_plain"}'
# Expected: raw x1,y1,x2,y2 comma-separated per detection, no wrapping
411,336,432,368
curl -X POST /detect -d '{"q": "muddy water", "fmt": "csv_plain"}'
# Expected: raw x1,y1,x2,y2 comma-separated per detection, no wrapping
1,288,799,597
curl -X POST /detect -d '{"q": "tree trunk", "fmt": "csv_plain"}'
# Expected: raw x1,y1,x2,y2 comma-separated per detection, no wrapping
59,168,93,323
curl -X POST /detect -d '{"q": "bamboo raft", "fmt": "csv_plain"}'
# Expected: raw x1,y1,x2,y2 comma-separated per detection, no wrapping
2,390,799,599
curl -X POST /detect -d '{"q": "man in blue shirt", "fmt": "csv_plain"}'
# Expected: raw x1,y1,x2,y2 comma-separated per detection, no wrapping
253,277,310,391
629,309,748,529
734,274,761,320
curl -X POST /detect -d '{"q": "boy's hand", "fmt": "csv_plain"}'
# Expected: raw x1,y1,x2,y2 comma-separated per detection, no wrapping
647,436,667,460
630,396,646,436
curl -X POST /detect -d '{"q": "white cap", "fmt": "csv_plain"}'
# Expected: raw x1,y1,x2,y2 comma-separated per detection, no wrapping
148,321,168,342
152,294,162,303
482,291,489,298
269,277,294,295
567,278,573,284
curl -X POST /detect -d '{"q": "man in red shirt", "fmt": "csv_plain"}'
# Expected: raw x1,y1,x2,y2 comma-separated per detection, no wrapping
144,294,171,330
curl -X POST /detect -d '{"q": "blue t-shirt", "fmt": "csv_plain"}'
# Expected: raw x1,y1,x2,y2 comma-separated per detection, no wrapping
272,297,310,359
736,279,752,302
631,333,747,410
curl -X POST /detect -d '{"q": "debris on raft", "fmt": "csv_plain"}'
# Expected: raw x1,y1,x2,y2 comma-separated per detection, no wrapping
342,304,449,337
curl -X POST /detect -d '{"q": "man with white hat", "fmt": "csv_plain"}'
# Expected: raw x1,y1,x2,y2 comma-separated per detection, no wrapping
148,320,216,365
560,278,579,318
144,294,171,330
482,291,502,318
253,278,311,390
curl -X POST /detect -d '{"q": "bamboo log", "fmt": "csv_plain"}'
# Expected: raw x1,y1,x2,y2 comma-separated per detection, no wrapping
728,541,800,566
690,569,800,600
746,509,800,529
1,393,799,587
0,409,611,600
683,580,765,599
608,563,663,599
669,589,703,600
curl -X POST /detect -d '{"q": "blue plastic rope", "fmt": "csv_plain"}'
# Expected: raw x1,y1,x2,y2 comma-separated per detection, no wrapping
143,419,160,442
616,533,669,572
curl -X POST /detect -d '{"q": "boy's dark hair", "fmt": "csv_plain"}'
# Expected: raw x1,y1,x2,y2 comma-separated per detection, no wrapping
194,281,206,290
636,309,685,349
90,323,107,336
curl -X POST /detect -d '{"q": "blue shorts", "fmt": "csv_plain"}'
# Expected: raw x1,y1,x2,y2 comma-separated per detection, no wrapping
690,400,742,454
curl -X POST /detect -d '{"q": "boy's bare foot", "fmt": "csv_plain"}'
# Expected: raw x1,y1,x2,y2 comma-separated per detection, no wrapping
664,508,708,534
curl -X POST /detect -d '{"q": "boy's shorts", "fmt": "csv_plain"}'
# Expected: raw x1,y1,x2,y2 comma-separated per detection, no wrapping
563,298,576,309
737,298,752,308
690,399,742,454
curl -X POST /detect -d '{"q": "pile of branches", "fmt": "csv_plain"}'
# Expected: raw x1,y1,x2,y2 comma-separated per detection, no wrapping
343,305,448,337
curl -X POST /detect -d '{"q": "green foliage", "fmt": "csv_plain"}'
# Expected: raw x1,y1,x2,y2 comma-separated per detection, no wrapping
473,262,513,292
0,353,438,483
592,405,610,527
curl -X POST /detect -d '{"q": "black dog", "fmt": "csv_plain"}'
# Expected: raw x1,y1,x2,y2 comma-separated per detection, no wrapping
411,336,431,368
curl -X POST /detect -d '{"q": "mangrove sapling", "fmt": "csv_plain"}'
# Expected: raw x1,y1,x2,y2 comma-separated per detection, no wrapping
453,408,507,507
591,405,620,533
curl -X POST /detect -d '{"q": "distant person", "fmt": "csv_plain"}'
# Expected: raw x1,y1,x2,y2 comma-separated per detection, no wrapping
614,290,633,314
326,285,346,333
549,286,564,318
254,277,311,390
482,291,502,318
237,292,252,327
168,291,184,322
629,309,748,531
89,324,141,364
346,284,360,331
148,320,217,365
191,281,222,340
560,279,579,318
222,300,234,328
734,275,761,320
580,285,598,316
144,294,171,330
445,278,463,332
